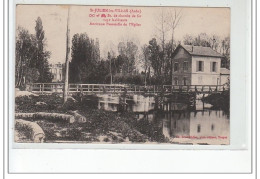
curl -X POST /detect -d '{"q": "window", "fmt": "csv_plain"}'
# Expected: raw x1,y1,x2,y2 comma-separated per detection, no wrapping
174,62,179,72
183,61,188,71
174,78,178,85
211,62,217,72
183,77,187,85
197,61,204,72
197,124,201,133
211,124,215,131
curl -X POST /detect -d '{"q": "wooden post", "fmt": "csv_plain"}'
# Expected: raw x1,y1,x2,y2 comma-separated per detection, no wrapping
42,84,45,93
63,7,71,104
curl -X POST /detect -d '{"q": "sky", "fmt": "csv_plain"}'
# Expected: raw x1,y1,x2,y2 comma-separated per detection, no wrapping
16,5,230,64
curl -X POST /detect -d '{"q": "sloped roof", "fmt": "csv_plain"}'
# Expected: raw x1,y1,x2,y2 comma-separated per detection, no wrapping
179,45,223,58
220,68,230,74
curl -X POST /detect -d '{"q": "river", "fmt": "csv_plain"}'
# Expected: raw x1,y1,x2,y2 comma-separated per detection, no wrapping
96,94,230,145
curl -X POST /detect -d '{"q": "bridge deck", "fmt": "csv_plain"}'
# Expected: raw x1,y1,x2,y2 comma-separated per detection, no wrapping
27,83,228,95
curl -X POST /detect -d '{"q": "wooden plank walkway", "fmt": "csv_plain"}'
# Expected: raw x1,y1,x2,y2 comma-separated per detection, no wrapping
28,83,228,95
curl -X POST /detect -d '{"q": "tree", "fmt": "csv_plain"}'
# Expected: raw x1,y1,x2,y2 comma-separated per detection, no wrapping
148,38,161,77
140,45,151,86
15,18,52,89
183,33,230,69
15,27,37,88
183,33,220,49
183,34,194,45
69,33,100,83
153,8,182,84
116,41,138,74
34,17,52,83
221,37,230,69
63,7,70,103
154,9,170,78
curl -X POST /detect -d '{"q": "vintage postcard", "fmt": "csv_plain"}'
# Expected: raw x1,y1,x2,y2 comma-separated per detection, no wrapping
14,5,230,145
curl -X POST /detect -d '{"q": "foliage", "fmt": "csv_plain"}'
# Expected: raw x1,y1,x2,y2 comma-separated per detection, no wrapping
117,41,138,74
148,38,161,76
69,33,100,83
15,27,37,88
202,91,230,113
15,93,170,143
183,33,230,69
34,17,53,83
111,73,144,85
15,93,64,112
15,17,52,89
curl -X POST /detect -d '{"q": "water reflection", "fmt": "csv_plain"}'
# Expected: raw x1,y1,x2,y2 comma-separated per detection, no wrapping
162,110,229,144
96,94,229,145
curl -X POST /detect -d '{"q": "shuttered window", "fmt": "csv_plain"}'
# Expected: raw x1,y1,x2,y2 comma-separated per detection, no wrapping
183,61,188,71
212,62,217,72
196,61,204,72
210,62,217,72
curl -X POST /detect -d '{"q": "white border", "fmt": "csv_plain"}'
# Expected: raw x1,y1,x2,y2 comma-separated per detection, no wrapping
7,0,253,174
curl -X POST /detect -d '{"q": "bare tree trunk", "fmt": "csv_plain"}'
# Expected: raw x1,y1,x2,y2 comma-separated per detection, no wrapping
110,55,112,84
63,7,70,104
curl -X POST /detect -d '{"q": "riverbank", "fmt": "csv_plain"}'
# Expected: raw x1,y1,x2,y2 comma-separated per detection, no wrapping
15,92,168,143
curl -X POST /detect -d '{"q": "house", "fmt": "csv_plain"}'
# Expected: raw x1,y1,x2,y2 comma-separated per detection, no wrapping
49,62,64,82
171,44,230,86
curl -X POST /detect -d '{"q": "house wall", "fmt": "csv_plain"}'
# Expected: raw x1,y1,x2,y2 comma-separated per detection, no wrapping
172,48,192,85
191,56,222,85
50,63,64,82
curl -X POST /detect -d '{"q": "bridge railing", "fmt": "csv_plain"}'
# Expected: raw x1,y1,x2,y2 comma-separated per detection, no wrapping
163,85,225,93
69,84,127,93
28,83,227,94
28,83,64,93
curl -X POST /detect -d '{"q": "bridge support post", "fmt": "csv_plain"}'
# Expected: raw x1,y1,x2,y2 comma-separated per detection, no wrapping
42,84,45,94
202,94,205,110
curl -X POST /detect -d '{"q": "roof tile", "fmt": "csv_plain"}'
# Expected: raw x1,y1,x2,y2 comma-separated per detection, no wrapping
182,45,223,58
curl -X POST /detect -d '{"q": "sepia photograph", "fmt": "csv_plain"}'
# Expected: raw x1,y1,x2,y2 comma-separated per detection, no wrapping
14,5,230,145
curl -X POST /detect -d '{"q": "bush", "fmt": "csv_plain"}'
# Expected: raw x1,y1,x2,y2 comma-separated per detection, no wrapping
202,90,230,112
